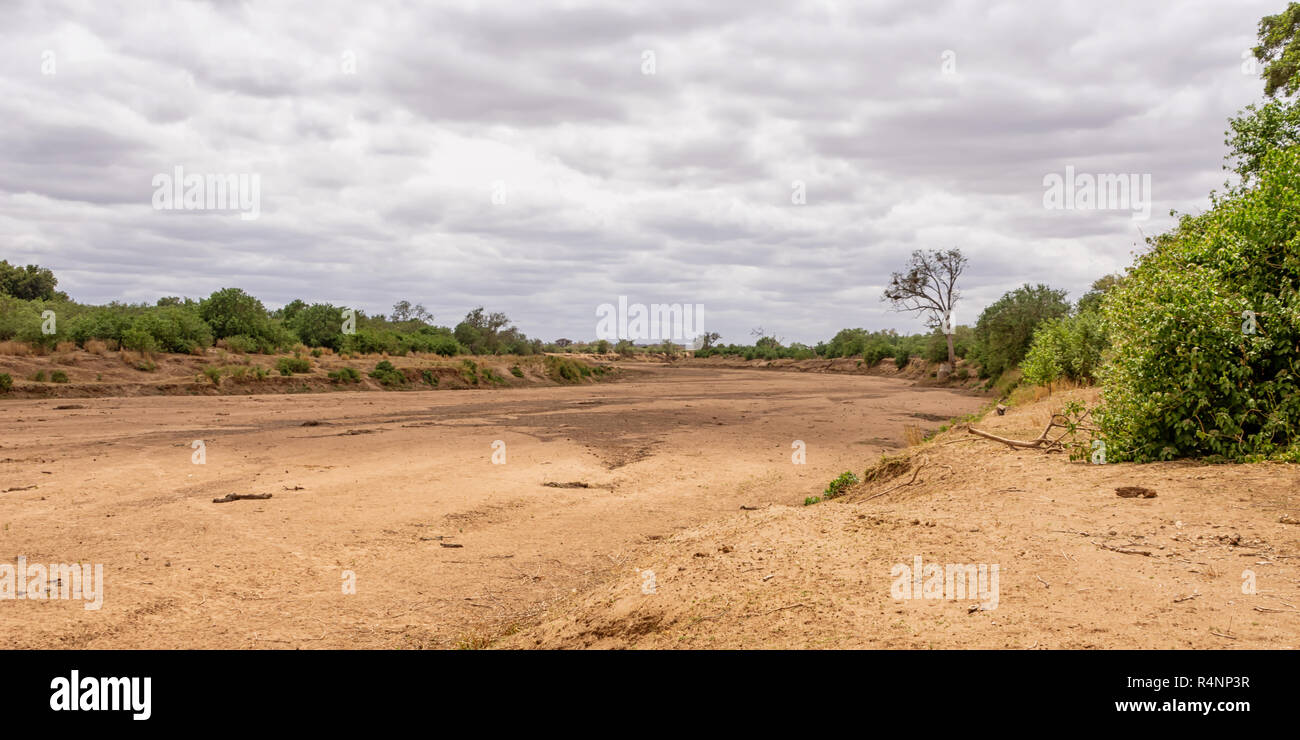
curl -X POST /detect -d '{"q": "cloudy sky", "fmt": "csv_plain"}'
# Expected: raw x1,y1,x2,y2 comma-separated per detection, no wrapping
0,0,1282,344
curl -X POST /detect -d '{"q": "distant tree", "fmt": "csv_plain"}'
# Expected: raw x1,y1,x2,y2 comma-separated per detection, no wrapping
698,332,721,350
279,299,308,323
0,261,63,301
971,284,1070,378
391,300,433,324
882,248,966,366
454,307,514,354
554,338,573,347
287,303,345,350
199,287,271,340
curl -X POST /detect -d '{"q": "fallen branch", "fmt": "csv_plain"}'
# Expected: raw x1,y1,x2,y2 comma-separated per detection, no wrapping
967,427,1048,449
968,408,1100,452
212,492,272,504
746,603,808,618
1093,541,1152,556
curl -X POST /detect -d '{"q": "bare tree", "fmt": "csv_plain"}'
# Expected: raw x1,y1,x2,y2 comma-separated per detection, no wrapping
882,248,966,367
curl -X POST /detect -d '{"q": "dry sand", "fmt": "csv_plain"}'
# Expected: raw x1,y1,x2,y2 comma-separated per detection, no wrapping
0,364,983,648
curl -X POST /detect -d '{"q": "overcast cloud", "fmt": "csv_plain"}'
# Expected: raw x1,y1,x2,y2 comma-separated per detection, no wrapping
0,0,1281,343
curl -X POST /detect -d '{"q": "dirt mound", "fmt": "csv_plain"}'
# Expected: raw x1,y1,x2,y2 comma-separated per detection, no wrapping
501,389,1300,649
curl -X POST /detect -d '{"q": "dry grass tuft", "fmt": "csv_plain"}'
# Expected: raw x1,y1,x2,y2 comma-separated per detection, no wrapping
903,424,925,447
0,340,35,356
862,452,913,484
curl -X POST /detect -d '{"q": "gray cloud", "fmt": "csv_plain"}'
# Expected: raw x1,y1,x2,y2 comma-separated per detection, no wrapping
0,0,1281,343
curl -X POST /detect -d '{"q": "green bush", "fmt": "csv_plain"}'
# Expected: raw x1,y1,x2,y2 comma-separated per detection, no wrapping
129,306,213,354
544,355,592,383
276,356,311,376
202,366,223,386
822,471,859,500
200,288,270,340
459,359,480,384
223,334,258,354
50,370,69,384
510,365,524,378
429,334,462,356
369,360,405,386
287,303,345,350
0,373,12,392
31,370,46,382
893,347,910,369
1022,312,1107,387
120,326,158,353
970,285,1070,378
342,328,400,356
328,366,361,384
1099,145,1300,462
67,306,133,346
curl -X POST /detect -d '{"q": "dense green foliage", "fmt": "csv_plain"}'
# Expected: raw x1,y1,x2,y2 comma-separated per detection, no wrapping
1254,2,1300,98
328,366,362,384
1021,311,1107,387
0,281,546,359
1021,275,1119,387
276,356,311,376
1098,145,1300,462
369,360,405,386
970,284,1070,379
0,261,64,301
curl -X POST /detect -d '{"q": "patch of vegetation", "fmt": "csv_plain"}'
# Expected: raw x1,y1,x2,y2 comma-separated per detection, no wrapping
459,359,480,385
821,471,859,500
543,355,593,383
30,370,46,382
202,366,222,386
328,366,362,384
276,356,311,376
969,284,1070,379
369,360,405,387
510,365,524,378
0,373,11,392
893,347,910,369
1100,146,1300,462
